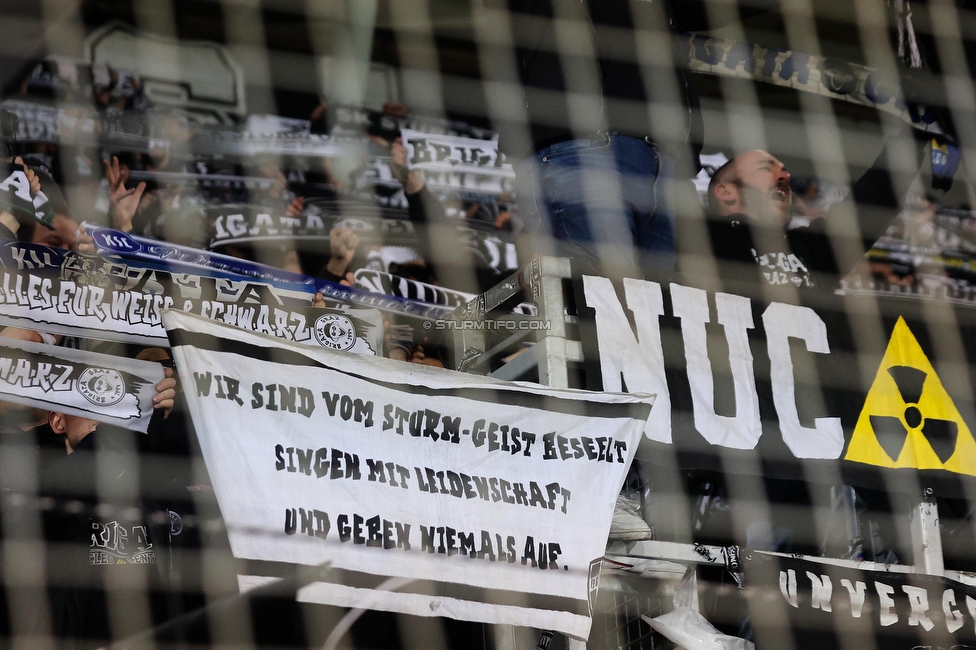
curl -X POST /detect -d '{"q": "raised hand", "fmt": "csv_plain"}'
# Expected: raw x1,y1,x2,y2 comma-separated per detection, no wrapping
104,156,146,233
324,226,360,278
389,138,425,195
153,367,179,420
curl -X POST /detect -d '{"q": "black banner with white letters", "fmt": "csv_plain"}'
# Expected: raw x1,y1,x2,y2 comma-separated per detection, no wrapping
205,203,518,280
576,272,976,497
207,204,419,248
743,552,976,649
680,33,945,134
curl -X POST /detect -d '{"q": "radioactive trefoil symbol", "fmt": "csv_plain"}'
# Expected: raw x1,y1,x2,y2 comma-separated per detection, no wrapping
845,317,976,475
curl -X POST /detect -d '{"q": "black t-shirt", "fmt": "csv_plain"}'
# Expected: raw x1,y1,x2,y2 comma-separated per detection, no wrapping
37,429,161,646
706,216,837,289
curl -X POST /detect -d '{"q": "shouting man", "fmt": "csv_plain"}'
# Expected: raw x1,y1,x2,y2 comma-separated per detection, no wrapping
705,144,919,290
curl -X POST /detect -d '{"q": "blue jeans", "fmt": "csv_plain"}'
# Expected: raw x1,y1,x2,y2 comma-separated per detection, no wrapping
515,133,676,275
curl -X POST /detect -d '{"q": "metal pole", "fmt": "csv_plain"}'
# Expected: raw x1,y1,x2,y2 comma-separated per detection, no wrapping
910,496,944,576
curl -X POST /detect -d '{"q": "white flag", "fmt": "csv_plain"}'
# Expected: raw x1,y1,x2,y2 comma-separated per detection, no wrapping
164,309,653,639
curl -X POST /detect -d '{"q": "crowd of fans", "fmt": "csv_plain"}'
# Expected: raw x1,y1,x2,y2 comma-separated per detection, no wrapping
7,58,531,356
0,58,538,645
0,47,973,646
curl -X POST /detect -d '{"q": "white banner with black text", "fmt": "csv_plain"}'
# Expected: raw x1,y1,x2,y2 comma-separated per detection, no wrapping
401,129,515,178
0,338,162,432
164,310,652,638
0,241,384,352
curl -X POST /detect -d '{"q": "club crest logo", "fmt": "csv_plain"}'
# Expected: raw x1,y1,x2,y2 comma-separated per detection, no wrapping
313,314,357,351
78,367,126,406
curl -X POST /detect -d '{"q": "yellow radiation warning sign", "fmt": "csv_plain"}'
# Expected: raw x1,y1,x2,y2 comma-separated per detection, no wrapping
845,317,976,475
